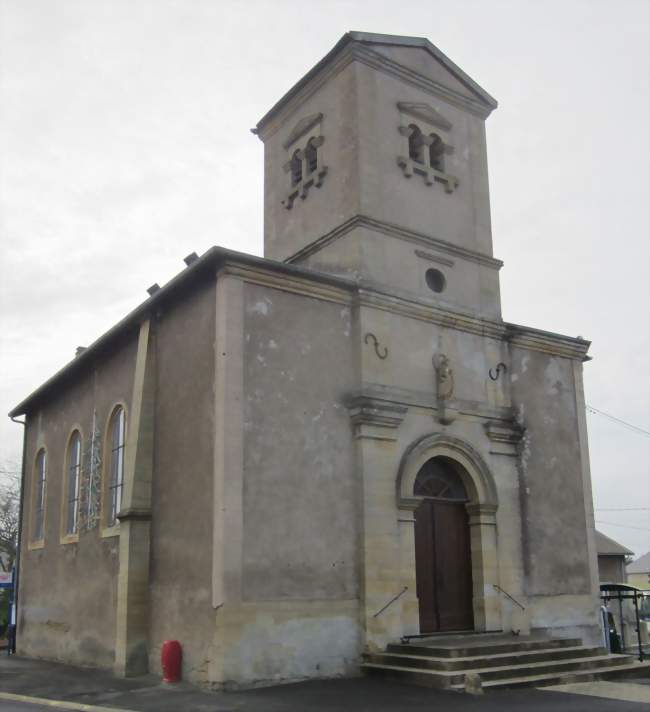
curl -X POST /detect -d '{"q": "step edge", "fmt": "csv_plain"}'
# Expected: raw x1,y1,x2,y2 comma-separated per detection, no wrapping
449,662,650,689
363,655,636,678
387,639,584,656
368,646,607,664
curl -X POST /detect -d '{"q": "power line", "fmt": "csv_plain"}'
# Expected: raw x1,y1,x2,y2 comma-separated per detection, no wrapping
595,508,650,512
586,405,650,437
595,520,650,532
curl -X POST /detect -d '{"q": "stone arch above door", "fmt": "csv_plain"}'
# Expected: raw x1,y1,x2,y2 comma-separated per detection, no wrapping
396,433,498,512
395,433,502,632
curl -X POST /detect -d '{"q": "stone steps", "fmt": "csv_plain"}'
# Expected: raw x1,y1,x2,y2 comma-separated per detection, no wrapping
367,648,612,674
362,634,650,691
386,636,582,659
384,642,595,668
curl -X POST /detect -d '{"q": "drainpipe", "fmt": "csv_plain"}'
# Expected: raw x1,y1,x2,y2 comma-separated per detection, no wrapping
9,415,27,645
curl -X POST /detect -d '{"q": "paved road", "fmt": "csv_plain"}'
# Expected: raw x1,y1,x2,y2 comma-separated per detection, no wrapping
0,704,69,712
2,654,650,711
2,682,650,712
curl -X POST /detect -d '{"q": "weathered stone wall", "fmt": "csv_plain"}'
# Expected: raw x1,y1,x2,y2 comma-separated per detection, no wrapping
18,334,138,667
147,279,216,684
242,284,357,601
208,279,361,687
510,347,600,641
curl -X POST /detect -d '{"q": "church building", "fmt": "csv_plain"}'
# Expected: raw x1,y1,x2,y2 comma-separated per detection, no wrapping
10,32,602,689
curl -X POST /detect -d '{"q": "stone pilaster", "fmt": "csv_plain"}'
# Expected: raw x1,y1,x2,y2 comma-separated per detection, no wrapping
115,319,155,676
210,271,245,685
466,503,501,632
345,391,413,650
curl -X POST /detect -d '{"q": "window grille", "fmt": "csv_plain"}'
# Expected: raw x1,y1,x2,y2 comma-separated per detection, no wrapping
414,457,468,501
66,431,81,535
33,449,47,541
107,407,126,527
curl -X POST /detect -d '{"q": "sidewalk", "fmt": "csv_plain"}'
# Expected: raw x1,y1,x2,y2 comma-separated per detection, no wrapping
0,655,649,711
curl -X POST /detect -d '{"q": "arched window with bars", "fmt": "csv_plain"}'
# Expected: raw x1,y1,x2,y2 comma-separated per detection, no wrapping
105,406,126,529
32,448,47,543
63,430,82,538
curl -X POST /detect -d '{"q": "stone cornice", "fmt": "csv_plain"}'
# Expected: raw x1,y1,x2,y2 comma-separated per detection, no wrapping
483,420,524,457
215,261,592,363
353,44,492,118
505,323,591,361
358,287,507,341
218,261,352,306
484,420,525,445
354,383,515,424
397,101,452,131
255,36,495,140
116,507,152,522
414,249,455,268
285,214,504,270
345,394,408,441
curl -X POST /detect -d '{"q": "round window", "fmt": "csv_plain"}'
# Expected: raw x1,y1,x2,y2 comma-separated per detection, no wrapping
425,268,446,293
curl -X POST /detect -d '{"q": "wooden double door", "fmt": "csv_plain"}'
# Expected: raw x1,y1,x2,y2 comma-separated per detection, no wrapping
414,498,474,633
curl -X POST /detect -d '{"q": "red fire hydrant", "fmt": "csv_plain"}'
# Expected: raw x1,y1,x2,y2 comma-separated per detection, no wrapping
161,640,182,683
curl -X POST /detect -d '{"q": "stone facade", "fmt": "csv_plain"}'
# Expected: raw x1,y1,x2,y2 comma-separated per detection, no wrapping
10,32,601,689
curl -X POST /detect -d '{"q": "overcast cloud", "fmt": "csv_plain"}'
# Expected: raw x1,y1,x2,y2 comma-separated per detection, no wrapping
1,0,648,556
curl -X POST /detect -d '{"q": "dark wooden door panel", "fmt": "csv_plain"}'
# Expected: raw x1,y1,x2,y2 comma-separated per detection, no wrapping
414,499,473,634
434,501,473,631
414,501,437,632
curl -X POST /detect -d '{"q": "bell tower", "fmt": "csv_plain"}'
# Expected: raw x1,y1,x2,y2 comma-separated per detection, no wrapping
254,32,502,318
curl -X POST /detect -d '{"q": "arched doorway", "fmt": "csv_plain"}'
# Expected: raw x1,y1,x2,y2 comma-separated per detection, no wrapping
414,457,473,633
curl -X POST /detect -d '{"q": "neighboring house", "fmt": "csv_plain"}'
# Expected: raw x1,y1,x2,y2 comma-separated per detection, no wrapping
595,530,633,583
627,552,650,590
9,32,601,689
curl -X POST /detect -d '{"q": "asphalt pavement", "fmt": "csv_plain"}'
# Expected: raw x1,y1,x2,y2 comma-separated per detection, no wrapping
0,654,649,711
0,705,55,712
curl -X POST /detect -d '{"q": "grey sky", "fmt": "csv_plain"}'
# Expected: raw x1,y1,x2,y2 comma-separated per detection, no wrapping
1,0,648,556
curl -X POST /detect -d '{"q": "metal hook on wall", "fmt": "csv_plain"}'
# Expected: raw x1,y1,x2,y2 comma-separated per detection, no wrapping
489,362,507,381
364,333,388,360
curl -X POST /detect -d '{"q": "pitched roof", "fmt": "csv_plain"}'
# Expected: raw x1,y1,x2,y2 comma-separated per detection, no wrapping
595,530,634,556
255,31,497,133
627,551,650,573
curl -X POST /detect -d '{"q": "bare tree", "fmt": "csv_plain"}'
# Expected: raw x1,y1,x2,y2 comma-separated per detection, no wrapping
0,461,20,572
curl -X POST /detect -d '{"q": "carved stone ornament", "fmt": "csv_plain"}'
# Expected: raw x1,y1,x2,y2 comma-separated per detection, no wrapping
433,353,455,425
283,113,324,150
397,102,453,131
484,421,524,445
345,394,407,441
